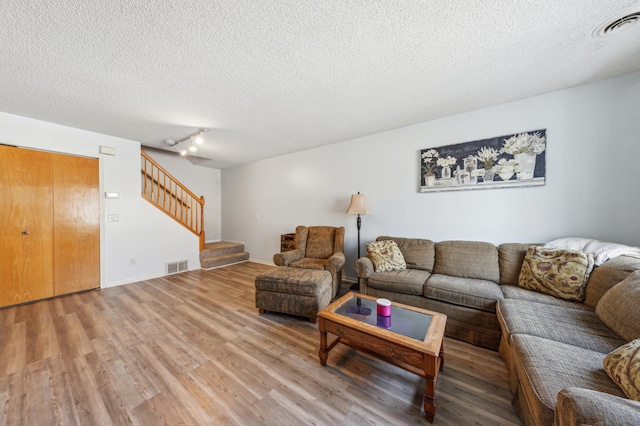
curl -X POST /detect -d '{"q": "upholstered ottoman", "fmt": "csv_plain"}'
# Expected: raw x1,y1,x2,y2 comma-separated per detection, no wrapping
255,267,332,323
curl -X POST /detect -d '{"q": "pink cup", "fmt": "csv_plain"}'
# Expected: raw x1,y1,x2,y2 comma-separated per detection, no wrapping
376,298,392,316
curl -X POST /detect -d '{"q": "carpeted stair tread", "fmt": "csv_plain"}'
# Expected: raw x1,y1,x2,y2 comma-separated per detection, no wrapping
201,251,250,269
200,241,245,259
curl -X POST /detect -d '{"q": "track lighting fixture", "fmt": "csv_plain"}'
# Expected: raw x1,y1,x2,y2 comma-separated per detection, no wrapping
165,128,208,156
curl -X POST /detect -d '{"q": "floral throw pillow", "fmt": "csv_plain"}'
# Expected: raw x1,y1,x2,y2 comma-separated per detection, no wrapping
603,339,640,401
366,240,407,273
517,246,594,302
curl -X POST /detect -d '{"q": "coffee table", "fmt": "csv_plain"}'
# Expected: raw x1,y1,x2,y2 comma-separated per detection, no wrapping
318,292,446,423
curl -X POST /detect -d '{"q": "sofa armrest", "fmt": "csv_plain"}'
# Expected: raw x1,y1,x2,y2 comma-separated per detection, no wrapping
326,252,346,272
355,257,374,278
555,387,640,426
273,249,303,266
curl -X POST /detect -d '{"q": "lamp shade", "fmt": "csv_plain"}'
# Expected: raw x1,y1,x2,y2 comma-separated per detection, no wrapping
346,193,371,215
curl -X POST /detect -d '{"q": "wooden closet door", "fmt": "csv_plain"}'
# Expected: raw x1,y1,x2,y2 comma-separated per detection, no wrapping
0,145,54,307
53,153,100,295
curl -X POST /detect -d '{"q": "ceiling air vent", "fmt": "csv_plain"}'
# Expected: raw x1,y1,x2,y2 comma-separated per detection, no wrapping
593,9,640,37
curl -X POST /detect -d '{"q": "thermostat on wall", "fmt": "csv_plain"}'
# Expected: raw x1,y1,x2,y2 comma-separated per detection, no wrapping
105,192,120,199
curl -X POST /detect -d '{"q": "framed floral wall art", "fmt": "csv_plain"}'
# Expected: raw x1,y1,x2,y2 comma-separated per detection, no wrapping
420,129,546,192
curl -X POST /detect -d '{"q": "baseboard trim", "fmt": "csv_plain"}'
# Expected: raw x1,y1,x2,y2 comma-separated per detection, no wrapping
342,276,357,284
201,260,250,270
248,258,276,266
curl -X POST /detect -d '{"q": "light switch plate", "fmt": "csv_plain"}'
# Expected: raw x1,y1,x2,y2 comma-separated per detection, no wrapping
108,214,119,222
105,192,119,199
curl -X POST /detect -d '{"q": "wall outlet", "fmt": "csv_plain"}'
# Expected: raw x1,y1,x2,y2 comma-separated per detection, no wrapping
129,258,135,265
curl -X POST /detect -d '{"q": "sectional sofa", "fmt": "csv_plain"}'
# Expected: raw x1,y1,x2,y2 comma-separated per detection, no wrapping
354,236,640,425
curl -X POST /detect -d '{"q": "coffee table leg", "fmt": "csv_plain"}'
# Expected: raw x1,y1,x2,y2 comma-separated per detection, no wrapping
423,378,436,422
319,321,328,366
423,355,439,423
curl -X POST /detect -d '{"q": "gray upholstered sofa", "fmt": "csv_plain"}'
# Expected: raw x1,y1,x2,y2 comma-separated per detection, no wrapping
355,236,640,425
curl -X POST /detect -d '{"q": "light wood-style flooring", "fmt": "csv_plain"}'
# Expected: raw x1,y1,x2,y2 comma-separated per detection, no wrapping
0,262,521,425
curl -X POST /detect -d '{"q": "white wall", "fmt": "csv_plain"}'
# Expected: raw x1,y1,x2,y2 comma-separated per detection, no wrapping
0,112,206,287
144,148,222,242
222,71,640,281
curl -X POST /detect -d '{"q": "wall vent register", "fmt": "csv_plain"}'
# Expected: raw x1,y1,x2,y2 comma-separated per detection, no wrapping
166,260,188,275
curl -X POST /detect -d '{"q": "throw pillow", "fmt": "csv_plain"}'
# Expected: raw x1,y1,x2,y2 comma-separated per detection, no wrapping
517,246,595,302
366,240,407,272
596,270,640,342
603,339,640,401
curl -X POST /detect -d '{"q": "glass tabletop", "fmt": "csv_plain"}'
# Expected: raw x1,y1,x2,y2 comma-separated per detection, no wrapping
334,295,432,341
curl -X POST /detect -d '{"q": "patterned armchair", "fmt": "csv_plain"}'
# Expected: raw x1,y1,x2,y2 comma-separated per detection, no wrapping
273,225,346,297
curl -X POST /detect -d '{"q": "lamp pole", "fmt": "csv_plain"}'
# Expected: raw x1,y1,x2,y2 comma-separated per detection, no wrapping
356,213,362,259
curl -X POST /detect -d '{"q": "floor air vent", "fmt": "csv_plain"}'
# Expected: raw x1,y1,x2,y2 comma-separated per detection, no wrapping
166,260,188,275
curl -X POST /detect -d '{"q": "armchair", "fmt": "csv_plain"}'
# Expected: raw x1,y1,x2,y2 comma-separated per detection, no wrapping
273,225,346,297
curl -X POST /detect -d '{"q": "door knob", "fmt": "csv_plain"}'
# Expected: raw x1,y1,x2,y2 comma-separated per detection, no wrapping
22,231,29,235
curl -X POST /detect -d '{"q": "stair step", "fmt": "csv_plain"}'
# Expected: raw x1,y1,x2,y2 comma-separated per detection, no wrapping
200,252,250,269
200,241,244,260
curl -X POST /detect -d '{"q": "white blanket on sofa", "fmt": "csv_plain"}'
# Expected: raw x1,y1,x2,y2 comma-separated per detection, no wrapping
543,237,640,266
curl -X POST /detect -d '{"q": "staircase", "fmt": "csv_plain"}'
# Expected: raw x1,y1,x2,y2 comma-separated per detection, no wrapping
141,151,250,270
141,151,206,250
200,241,250,269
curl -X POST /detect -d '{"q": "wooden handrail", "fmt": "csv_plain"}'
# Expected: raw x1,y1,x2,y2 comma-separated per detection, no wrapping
140,151,205,250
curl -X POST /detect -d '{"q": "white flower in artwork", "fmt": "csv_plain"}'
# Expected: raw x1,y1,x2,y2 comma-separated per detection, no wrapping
493,158,521,173
501,132,546,155
421,149,439,160
476,147,499,169
436,156,457,168
421,149,440,175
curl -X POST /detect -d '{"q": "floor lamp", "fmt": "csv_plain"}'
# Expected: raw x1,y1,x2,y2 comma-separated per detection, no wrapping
346,192,371,259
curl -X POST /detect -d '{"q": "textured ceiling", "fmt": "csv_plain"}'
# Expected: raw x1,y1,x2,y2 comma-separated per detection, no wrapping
1,1,639,168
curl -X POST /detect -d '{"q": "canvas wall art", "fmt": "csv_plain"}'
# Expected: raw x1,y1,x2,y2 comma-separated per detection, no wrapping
420,129,546,192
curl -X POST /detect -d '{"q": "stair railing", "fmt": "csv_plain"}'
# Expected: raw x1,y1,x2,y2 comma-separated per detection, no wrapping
141,151,205,250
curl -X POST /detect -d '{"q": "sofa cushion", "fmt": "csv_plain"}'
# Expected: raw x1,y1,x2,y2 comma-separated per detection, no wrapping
584,255,640,308
555,387,640,426
306,226,336,259
433,241,499,282
596,270,640,342
500,284,591,310
377,236,435,271
511,334,626,426
254,267,332,296
497,299,625,353
367,269,430,296
290,257,327,270
603,339,640,401
425,274,503,313
518,246,594,302
366,240,406,272
498,243,539,285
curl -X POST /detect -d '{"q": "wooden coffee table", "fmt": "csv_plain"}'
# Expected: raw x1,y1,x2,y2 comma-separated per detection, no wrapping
318,292,446,423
